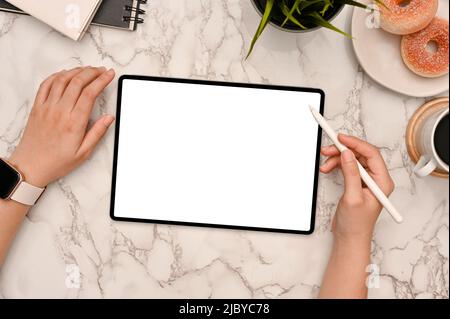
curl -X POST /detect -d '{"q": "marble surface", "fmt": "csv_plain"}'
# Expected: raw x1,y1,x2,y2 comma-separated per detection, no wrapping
0,0,448,299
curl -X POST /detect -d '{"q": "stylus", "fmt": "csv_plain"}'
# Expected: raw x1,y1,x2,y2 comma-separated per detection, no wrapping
309,105,403,224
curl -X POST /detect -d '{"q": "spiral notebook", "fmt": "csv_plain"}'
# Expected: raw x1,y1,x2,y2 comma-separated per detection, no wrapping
0,0,146,32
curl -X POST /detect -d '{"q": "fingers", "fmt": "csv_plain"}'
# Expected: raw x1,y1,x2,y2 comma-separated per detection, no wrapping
34,73,59,106
76,115,115,159
338,134,388,175
320,150,368,173
320,156,340,173
320,149,364,197
338,134,395,194
321,145,340,157
46,68,84,104
72,68,115,125
321,134,395,196
340,150,363,199
321,144,366,164
60,67,107,108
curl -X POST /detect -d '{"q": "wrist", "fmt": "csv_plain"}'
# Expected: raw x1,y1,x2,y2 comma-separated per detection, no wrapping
333,231,373,250
7,155,48,188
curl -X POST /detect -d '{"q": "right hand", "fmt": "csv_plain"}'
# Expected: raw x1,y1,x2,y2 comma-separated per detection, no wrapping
7,66,116,188
320,134,395,243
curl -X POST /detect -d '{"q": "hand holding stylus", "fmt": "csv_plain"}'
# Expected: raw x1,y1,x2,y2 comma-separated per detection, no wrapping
310,106,402,224
320,134,396,240
319,134,397,299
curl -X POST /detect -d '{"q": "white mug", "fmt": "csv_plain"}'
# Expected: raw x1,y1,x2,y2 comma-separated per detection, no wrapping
413,108,449,177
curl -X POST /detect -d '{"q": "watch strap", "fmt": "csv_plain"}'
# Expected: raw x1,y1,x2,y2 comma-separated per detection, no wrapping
10,181,46,206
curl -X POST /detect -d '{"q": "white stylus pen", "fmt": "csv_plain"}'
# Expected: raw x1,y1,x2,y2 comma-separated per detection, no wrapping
309,105,403,224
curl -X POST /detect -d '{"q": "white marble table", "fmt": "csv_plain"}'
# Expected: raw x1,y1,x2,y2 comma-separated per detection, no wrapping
0,1,448,299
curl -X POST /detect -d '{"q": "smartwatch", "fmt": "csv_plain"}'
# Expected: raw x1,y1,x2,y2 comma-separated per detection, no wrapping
0,158,46,206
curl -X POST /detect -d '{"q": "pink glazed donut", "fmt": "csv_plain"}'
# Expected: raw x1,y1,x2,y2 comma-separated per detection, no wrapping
380,0,438,35
401,18,449,78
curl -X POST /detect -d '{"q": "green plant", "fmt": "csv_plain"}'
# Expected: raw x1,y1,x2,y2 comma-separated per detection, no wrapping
247,0,382,58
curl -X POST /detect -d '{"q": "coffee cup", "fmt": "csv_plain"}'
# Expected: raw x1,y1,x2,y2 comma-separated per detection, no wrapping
413,108,449,178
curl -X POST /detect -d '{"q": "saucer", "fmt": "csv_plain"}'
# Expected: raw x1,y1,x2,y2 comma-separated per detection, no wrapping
351,0,449,97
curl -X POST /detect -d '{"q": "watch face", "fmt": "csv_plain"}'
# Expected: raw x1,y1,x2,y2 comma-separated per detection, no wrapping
0,159,21,199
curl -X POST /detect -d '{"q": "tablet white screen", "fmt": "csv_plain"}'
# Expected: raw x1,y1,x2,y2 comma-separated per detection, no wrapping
112,78,323,233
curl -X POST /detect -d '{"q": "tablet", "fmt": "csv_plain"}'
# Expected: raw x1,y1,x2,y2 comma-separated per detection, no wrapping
110,76,324,234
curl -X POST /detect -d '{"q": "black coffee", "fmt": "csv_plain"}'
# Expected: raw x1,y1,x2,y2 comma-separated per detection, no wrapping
434,113,449,165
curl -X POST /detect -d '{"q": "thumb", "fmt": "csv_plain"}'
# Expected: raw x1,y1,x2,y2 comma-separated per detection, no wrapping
341,149,363,199
77,115,115,158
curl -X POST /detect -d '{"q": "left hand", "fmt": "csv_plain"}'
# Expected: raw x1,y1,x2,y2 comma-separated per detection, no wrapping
8,66,116,187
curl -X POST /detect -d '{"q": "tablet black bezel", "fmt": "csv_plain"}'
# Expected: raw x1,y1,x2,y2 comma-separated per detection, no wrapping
110,75,325,235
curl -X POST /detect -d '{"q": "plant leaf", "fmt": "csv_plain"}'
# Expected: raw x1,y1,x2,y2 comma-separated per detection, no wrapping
280,0,307,29
306,11,352,38
374,0,388,10
298,0,328,11
246,0,275,59
245,0,376,58
320,0,333,16
281,0,304,27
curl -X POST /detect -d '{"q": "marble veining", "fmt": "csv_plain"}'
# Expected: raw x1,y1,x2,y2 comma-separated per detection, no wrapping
0,0,448,298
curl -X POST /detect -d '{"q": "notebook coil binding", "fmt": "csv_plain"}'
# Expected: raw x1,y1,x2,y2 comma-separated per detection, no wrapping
123,0,146,24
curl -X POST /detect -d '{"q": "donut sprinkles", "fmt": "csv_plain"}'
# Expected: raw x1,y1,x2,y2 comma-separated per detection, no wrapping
380,0,439,35
401,18,449,78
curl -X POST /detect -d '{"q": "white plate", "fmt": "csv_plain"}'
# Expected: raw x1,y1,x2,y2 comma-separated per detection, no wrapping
351,0,449,97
